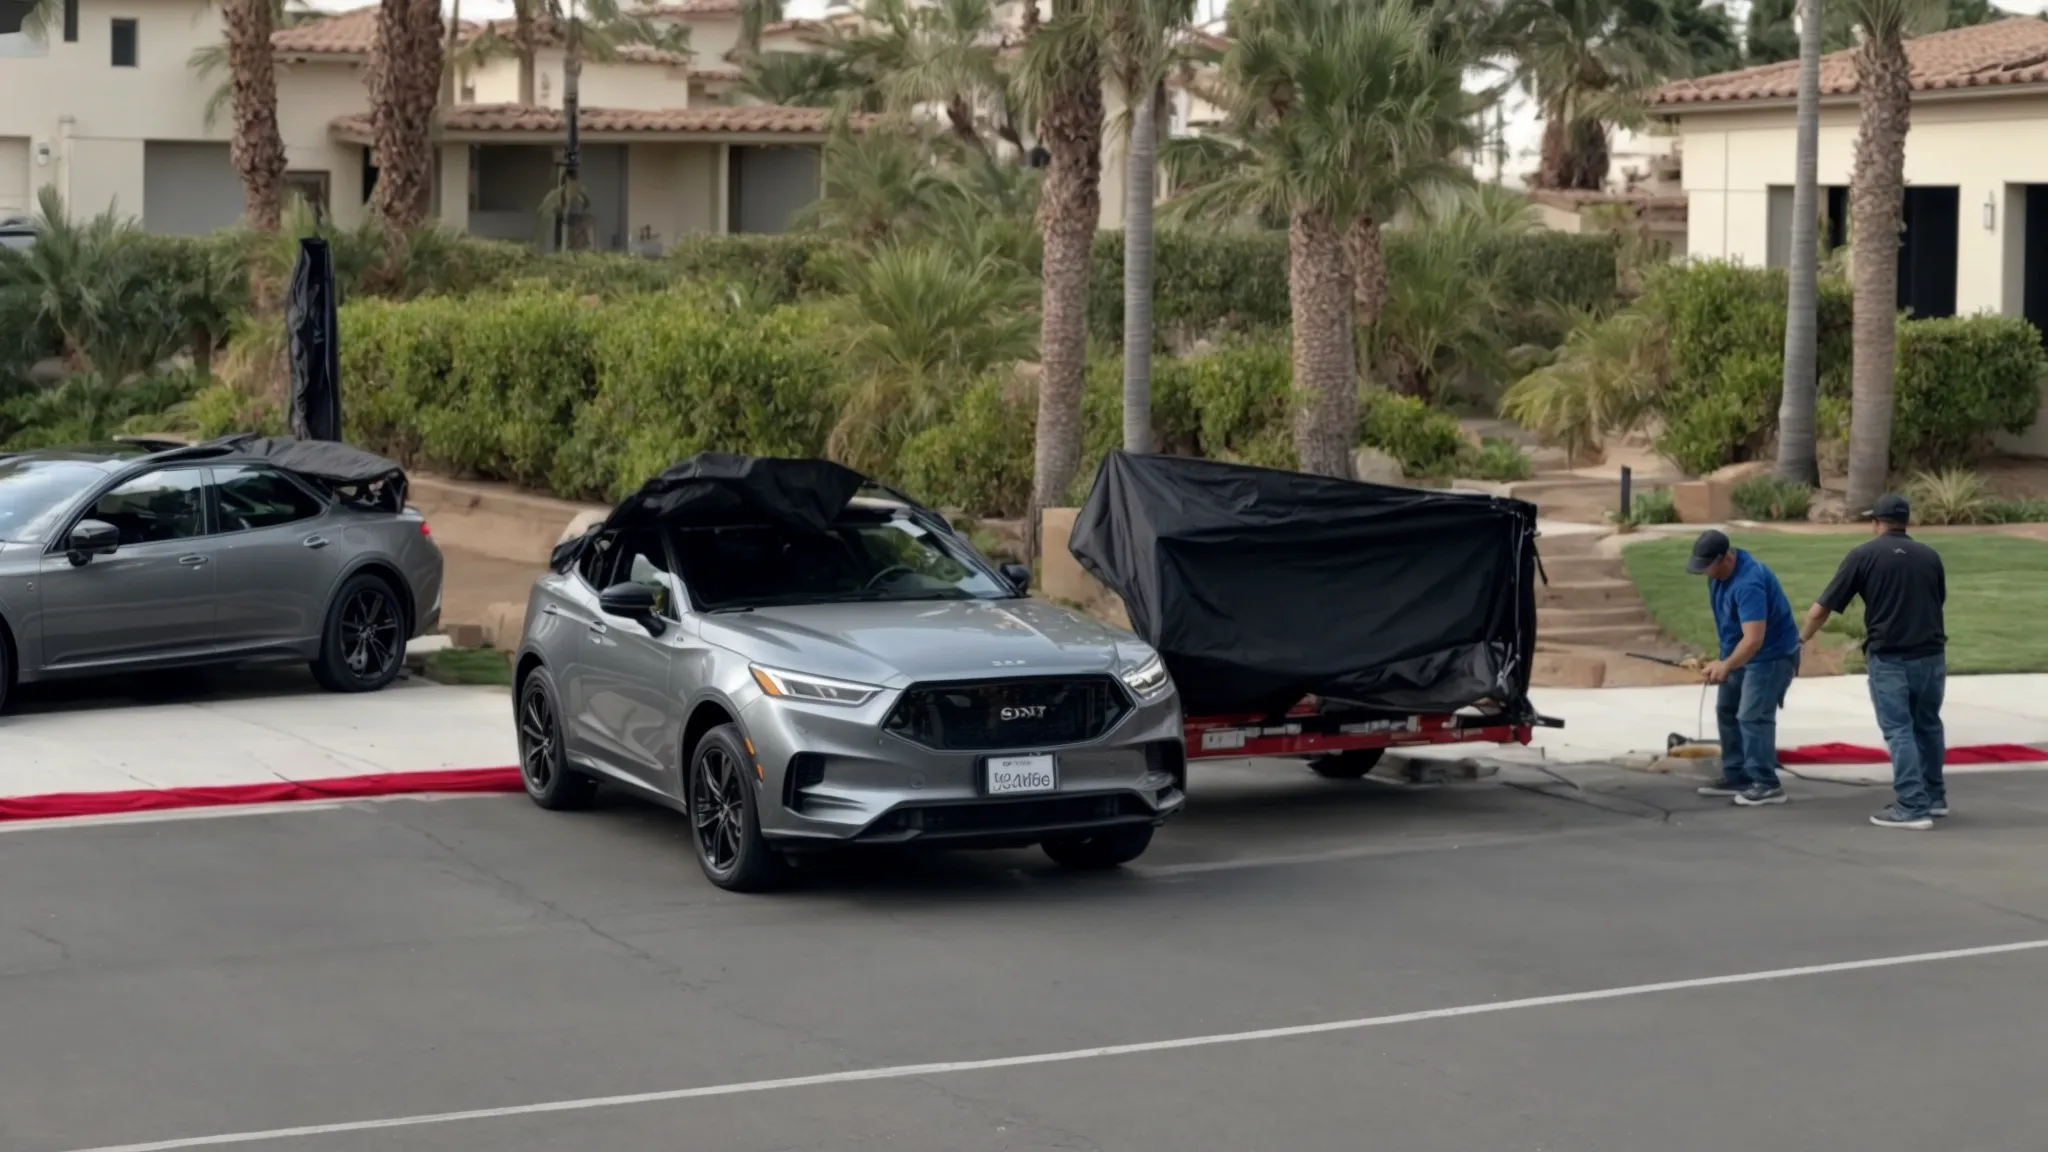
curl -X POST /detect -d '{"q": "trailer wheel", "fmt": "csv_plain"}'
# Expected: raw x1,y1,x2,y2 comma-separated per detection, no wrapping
1307,749,1385,780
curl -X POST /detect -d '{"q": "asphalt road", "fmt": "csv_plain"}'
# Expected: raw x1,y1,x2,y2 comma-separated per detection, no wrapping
5,760,2048,1152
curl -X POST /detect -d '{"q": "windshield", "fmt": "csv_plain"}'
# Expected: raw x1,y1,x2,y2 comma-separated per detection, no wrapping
0,458,104,541
672,512,1012,609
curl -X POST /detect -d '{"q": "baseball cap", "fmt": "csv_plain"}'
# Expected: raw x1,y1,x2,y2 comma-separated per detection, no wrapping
1861,493,1911,523
1686,529,1731,574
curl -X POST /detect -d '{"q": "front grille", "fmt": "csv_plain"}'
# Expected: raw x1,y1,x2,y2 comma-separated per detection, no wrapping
883,676,1129,751
865,794,1151,838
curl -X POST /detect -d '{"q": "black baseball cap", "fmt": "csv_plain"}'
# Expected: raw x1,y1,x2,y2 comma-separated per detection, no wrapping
1687,529,1731,574
1861,493,1911,523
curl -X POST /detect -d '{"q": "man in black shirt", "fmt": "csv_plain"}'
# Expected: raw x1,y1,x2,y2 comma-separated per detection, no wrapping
1799,493,1949,830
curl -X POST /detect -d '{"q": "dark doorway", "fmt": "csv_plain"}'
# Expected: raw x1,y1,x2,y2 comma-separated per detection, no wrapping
1897,186,1958,318
2025,186,2048,348
1825,186,1848,253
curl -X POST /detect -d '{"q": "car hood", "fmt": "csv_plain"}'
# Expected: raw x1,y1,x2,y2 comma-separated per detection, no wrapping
700,597,1148,686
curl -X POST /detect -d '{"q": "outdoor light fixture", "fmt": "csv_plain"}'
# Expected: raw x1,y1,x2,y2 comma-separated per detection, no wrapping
34,140,49,166
1984,194,1996,232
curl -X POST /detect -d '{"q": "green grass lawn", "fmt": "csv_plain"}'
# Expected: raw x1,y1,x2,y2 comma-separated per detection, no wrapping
418,647,513,687
1623,532,2048,674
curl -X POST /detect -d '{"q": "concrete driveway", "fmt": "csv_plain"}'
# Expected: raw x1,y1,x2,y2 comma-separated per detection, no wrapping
5,755,2048,1152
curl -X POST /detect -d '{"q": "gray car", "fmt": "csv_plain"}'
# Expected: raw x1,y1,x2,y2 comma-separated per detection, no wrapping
0,438,443,710
513,460,1185,892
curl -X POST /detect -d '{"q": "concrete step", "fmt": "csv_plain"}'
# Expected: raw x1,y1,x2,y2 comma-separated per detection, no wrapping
1539,623,1669,648
1532,531,1605,557
1538,605,1656,630
1537,577,1638,610
1530,650,1607,689
1540,555,1626,583
1508,475,1625,501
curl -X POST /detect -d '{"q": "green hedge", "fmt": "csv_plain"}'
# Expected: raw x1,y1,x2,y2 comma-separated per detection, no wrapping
340,288,840,501
1642,261,2044,474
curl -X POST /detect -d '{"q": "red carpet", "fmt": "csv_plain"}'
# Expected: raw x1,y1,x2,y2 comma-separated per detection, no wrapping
1780,743,2048,766
0,768,524,823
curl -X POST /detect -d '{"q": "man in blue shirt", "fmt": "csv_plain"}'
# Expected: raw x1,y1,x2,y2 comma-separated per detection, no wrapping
1688,530,1802,807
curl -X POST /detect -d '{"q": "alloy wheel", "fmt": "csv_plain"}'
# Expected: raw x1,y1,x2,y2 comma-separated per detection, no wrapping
340,587,401,681
519,683,556,794
693,747,746,876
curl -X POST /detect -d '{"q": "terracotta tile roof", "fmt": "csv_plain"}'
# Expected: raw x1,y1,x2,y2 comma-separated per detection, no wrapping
330,103,866,138
639,0,743,15
270,5,450,56
1653,17,2048,106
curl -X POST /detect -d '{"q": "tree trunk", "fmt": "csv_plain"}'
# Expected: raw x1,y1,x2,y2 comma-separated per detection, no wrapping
515,0,536,105
1120,82,1157,455
369,0,445,234
1846,29,1910,511
1289,208,1357,479
1026,8,1102,556
1775,0,1823,486
441,0,462,107
1535,105,1608,191
1344,214,1386,327
222,0,287,233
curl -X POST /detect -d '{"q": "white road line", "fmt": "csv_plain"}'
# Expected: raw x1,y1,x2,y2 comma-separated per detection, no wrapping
59,937,2048,1152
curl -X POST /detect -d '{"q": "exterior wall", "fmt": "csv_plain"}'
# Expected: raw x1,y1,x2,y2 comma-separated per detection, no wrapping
274,60,369,227
1678,93,2048,455
0,135,29,213
625,141,720,245
141,140,241,233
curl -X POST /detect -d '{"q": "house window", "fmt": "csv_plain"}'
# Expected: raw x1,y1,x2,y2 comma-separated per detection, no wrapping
285,170,331,221
62,0,78,42
110,18,137,66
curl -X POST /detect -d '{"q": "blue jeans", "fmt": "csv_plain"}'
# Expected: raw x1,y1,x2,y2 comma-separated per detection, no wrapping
1866,653,1947,818
1716,654,1797,789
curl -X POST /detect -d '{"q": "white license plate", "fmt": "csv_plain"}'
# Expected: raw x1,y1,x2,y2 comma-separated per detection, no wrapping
985,754,1057,796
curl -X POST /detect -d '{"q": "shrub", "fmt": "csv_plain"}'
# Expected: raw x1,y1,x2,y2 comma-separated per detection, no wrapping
1359,389,1467,478
1892,317,2047,468
1,369,201,449
1731,474,1813,521
1904,468,1997,526
1179,338,1293,464
1465,437,1534,482
894,371,1037,517
1988,498,2048,524
1500,308,1663,461
340,294,464,465
1616,487,1679,527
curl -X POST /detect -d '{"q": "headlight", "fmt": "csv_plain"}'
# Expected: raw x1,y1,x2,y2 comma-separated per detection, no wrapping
749,664,881,706
1118,654,1171,699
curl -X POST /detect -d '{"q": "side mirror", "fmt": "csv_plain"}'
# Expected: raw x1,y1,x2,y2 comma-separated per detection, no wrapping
999,562,1032,593
598,581,665,635
67,520,119,565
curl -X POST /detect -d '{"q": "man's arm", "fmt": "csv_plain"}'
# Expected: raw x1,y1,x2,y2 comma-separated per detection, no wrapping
1705,587,1771,682
1801,601,1831,645
1805,552,1865,645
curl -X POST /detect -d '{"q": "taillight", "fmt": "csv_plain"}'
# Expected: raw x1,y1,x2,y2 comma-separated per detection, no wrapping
419,521,432,537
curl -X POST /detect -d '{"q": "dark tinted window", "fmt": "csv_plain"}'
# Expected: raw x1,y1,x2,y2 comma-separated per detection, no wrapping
670,513,1005,610
608,529,678,618
87,469,207,544
110,18,136,65
0,458,103,541
214,465,323,531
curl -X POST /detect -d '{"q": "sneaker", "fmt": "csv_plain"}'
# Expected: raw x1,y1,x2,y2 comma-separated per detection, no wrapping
1930,803,1950,818
1734,785,1788,806
1696,778,1746,797
1870,806,1934,830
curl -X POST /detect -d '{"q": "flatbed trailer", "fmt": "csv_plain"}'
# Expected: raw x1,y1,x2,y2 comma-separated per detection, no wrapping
1183,698,1564,780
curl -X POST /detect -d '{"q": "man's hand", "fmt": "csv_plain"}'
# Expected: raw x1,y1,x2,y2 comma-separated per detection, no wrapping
1702,660,1731,684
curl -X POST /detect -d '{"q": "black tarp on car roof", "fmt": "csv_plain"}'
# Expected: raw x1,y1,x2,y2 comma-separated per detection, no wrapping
552,454,867,570
207,435,405,488
1069,450,1540,718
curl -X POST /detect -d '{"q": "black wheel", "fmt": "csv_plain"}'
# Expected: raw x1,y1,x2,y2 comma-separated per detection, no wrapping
1307,749,1385,780
311,573,407,693
0,624,13,715
1041,825,1155,871
689,724,786,892
517,668,598,811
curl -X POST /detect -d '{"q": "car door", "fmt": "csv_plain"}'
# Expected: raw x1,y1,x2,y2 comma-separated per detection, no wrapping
576,528,684,793
207,464,340,651
34,466,219,669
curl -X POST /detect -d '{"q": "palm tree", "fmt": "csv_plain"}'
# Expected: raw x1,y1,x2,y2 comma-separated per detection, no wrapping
367,0,445,234
1165,0,1474,477
219,0,290,233
461,0,692,106
1775,0,1822,486
1841,0,1942,510
1498,0,1687,191
1016,0,1104,538
1105,0,1198,454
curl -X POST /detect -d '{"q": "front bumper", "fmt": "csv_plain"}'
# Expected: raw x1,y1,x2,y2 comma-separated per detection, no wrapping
742,684,1187,848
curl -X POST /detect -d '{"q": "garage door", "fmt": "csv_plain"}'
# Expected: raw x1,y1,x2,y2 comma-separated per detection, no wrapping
728,145,820,234
143,142,244,235
0,137,29,217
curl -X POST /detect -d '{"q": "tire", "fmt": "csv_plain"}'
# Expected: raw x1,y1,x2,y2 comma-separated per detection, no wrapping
516,668,599,811
1307,749,1385,780
0,623,14,715
311,573,407,693
688,724,787,892
1041,824,1155,871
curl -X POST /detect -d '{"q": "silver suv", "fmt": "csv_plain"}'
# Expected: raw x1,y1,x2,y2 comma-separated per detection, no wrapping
512,456,1185,891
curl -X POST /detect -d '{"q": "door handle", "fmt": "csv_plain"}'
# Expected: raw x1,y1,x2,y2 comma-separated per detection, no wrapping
303,535,329,549
541,604,561,617
178,555,209,567
587,621,608,639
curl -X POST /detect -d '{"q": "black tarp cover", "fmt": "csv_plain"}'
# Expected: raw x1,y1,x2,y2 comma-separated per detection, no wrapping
286,237,342,443
1069,451,1540,718
205,434,405,487
552,454,866,571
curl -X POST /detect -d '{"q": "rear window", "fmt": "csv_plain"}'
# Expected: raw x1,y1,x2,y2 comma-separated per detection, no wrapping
0,458,105,541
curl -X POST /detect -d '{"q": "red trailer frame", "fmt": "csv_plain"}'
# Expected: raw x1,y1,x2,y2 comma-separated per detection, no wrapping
1183,697,1559,763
